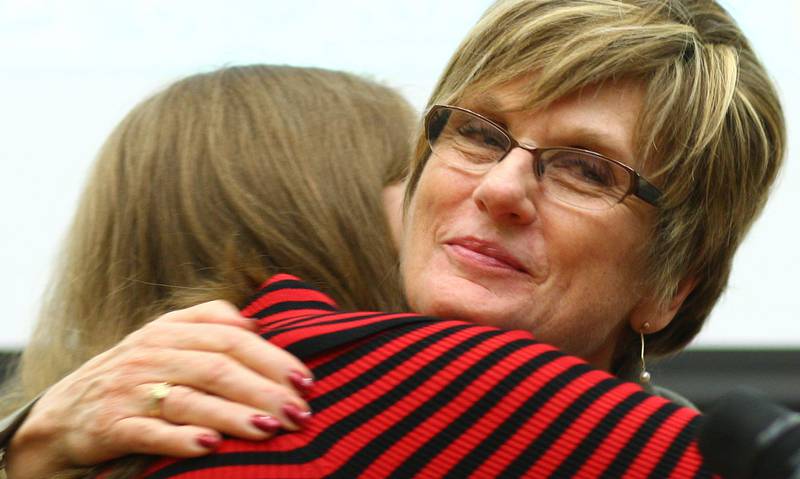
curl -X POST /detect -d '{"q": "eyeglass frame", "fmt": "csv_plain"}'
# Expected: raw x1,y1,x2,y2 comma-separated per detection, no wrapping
423,104,662,208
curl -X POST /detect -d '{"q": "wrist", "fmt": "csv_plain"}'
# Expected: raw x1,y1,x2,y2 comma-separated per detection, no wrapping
4,399,70,479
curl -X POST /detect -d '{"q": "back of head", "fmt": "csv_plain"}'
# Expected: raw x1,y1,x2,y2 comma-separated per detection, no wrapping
407,0,785,374
9,65,415,405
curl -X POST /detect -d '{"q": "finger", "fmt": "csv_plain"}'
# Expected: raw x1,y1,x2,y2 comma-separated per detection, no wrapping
156,300,257,331
140,352,311,430
104,417,222,459
150,385,282,439
136,321,314,389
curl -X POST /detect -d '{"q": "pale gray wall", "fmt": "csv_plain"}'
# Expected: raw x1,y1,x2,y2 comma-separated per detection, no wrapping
1,0,797,349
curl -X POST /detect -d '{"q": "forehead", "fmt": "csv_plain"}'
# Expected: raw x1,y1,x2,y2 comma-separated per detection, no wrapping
460,77,646,168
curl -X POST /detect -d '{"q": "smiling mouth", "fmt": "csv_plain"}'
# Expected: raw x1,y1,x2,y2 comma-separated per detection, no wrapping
444,238,528,274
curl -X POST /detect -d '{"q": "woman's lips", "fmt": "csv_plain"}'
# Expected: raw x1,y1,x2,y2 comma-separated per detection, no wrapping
444,237,528,273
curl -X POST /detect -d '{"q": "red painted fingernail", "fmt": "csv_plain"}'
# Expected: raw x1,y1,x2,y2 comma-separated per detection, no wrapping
251,414,281,434
283,404,312,428
288,370,315,396
197,434,221,450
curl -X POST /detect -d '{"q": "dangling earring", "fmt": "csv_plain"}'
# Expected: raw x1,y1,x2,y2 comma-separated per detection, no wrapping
639,322,651,384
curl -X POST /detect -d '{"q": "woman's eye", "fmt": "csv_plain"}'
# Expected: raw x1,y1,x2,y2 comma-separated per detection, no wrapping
456,123,506,151
578,161,612,185
551,155,615,186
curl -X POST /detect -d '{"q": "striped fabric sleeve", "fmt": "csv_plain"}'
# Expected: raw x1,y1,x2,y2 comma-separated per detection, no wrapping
142,274,716,479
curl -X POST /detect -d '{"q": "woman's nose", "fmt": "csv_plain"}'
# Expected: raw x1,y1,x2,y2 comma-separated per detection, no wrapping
472,147,538,225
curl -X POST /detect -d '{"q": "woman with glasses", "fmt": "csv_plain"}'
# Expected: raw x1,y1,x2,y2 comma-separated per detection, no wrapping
1,0,784,477
402,81,675,376
400,0,783,379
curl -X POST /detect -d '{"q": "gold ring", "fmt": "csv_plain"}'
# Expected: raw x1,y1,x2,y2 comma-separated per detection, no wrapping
147,382,173,417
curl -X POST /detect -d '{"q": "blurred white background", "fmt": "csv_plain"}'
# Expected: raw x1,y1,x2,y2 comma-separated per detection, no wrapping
0,0,797,349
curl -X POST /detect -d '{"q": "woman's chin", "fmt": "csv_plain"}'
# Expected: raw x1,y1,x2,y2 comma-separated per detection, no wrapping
411,280,531,330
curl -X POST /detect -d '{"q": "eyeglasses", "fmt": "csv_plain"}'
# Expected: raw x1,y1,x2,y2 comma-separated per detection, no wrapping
424,105,661,210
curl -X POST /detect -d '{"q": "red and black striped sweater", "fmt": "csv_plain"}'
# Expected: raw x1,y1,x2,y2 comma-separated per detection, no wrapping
142,274,715,478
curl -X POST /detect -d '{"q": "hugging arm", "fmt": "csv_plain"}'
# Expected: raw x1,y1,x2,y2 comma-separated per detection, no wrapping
1,300,312,479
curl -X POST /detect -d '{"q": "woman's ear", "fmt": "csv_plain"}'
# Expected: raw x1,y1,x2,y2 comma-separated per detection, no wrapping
382,180,407,249
630,277,697,333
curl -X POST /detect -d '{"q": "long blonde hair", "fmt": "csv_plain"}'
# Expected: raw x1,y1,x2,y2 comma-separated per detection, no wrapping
3,65,415,416
406,0,784,374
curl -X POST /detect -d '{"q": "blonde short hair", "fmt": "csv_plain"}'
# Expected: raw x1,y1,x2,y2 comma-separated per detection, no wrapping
406,0,785,372
5,65,415,412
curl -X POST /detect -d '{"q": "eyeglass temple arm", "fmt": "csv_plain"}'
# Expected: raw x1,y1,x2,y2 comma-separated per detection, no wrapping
634,176,662,207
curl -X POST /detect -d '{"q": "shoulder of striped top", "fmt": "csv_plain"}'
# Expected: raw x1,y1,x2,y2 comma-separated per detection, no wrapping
240,274,340,320
241,274,463,358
